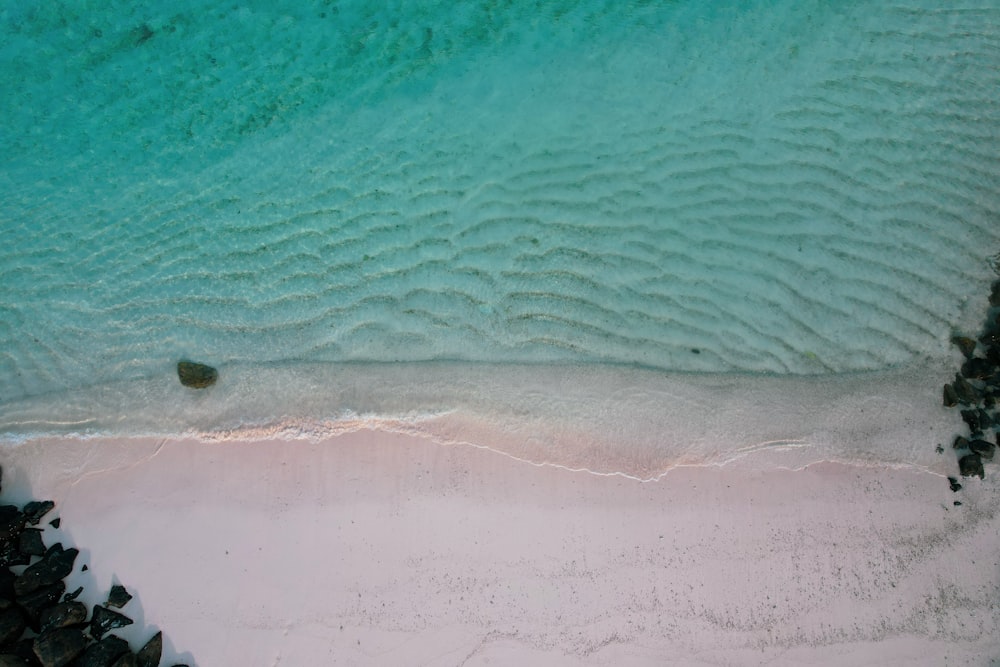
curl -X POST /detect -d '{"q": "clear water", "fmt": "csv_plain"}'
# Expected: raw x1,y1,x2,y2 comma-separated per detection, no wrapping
2,1,999,448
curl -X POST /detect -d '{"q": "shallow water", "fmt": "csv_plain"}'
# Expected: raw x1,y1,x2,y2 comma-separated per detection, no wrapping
2,1,999,447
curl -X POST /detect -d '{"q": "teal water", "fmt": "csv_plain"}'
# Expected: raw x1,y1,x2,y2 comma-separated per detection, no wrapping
2,1,1000,443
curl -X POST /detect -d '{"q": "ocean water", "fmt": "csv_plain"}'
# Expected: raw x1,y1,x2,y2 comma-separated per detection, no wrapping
2,1,999,464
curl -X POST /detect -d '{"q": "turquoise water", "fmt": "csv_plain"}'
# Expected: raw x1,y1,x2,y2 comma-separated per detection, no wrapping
2,0,1000,442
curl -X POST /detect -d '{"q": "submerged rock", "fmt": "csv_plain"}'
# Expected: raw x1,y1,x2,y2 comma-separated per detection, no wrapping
968,439,995,461
952,374,979,405
177,361,218,388
951,335,978,358
958,453,985,479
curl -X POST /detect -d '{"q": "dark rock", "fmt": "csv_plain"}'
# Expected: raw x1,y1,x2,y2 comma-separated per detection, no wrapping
0,507,25,547
980,330,1000,348
959,453,985,479
0,654,29,667
13,546,77,597
177,361,218,388
990,279,1000,307
952,374,979,404
111,653,137,667
953,435,970,450
62,588,83,603
954,500,963,506
947,477,962,492
18,530,46,558
38,602,86,633
74,635,129,667
0,568,14,600
33,628,87,667
90,607,132,640
106,586,131,610
17,582,65,629
951,335,978,358
969,439,995,461
962,357,996,381
48,519,59,530
21,503,54,527
4,637,40,665
0,543,29,569
0,605,26,647
943,383,959,407
961,409,984,433
135,632,161,667
80,566,87,573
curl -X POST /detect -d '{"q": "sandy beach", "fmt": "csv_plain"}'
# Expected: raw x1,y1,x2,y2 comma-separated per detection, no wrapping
3,430,998,666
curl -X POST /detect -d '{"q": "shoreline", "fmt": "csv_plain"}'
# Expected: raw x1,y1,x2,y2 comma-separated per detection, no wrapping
3,430,997,665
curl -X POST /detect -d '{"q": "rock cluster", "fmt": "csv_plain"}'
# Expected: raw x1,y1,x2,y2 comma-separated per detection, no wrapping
942,278,1000,486
0,466,189,667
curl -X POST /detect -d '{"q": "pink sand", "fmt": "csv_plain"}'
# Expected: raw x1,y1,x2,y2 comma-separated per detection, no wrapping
2,430,998,666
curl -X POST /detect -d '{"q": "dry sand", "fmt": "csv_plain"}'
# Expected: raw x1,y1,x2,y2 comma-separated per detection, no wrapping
2,430,999,666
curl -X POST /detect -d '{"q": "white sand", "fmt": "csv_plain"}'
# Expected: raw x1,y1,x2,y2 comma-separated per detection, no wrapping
2,430,998,666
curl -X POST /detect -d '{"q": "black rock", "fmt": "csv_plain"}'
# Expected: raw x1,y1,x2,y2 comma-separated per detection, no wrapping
33,628,87,667
177,360,218,388
2,637,39,666
962,357,996,381
111,652,137,667
952,374,979,405
13,546,77,597
90,606,132,640
0,568,14,600
21,503,54,527
74,635,130,667
990,279,1000,307
953,435,970,450
980,330,1000,348
38,602,86,633
943,383,959,407
959,453,985,479
0,543,29,569
106,586,131,610
961,409,983,433
947,477,962,492
136,632,161,667
18,530,46,558
951,335,978,358
0,654,30,667
968,439,995,461
62,587,83,603
0,604,26,647
17,581,65,629
0,506,25,547
48,519,60,530
954,500,963,506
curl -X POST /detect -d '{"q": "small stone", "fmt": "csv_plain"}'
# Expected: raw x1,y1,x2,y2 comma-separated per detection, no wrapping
90,606,133,640
962,357,996,381
13,545,78,597
19,528,46,557
33,628,88,667
954,500,963,506
958,453,985,479
943,383,958,407
106,585,132,609
952,374,979,404
136,631,162,667
22,501,55,526
951,335,978,358
177,360,218,388
63,586,83,602
968,439,995,461
74,635,130,667
953,435,970,450
0,605,26,646
49,518,60,529
39,601,87,633
81,565,88,572
947,477,962,492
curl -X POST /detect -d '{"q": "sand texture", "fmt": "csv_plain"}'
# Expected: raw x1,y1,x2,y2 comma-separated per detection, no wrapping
3,431,998,666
